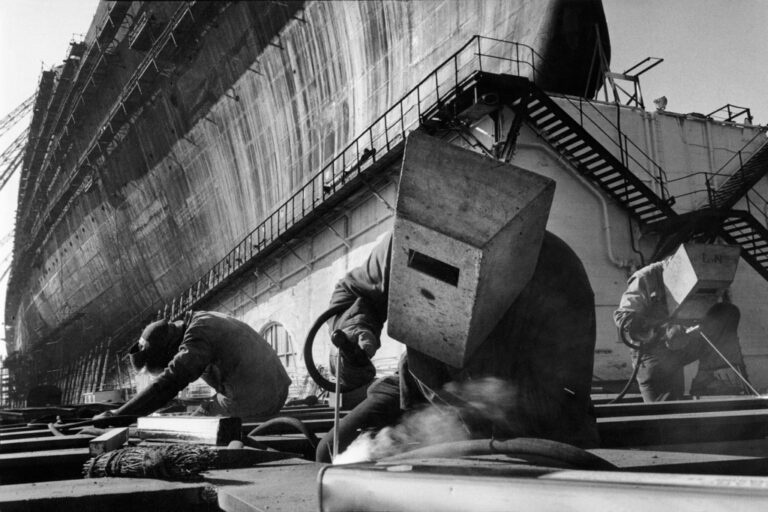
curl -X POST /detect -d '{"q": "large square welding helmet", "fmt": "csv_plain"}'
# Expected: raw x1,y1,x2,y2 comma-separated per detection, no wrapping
386,132,555,368
663,243,741,320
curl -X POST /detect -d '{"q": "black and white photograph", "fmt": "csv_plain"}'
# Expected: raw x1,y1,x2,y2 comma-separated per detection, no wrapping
1,0,767,509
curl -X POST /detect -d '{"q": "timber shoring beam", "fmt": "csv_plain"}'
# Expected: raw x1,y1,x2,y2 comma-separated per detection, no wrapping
598,409,768,448
0,448,91,485
0,434,93,454
594,397,768,418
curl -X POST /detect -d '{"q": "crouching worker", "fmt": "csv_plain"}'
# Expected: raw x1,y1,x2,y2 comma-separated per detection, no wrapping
614,244,748,402
315,230,600,462
94,311,291,421
315,134,599,462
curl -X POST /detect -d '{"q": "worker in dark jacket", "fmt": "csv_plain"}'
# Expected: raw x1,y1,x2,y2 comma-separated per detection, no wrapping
316,231,599,462
95,311,291,420
614,261,746,402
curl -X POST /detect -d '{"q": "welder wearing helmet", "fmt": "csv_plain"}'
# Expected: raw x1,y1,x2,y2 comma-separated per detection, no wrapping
614,261,746,402
94,311,291,420
315,230,600,462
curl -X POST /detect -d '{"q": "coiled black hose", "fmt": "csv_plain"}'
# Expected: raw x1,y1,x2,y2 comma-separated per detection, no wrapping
303,304,360,393
378,437,617,470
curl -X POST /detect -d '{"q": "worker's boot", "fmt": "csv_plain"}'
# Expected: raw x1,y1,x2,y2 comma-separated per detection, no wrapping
689,369,745,397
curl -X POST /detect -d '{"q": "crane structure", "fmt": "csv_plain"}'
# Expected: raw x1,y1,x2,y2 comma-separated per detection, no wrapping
0,95,34,194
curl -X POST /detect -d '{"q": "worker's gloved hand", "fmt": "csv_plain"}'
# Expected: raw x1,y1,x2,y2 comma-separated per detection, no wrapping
713,367,743,388
92,409,117,427
624,316,657,345
663,323,688,350
355,329,379,358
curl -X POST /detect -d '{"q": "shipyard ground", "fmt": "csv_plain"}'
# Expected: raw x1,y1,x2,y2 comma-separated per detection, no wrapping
4,396,768,510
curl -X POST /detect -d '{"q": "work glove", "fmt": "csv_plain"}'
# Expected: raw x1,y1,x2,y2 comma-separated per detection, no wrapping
663,323,689,350
92,409,116,421
354,329,379,358
624,316,657,345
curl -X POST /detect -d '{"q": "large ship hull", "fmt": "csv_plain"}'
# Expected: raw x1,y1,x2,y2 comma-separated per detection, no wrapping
4,0,610,403
7,0,768,408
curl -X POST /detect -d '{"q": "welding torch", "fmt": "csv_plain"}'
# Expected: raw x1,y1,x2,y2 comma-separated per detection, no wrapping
685,325,761,396
329,329,360,461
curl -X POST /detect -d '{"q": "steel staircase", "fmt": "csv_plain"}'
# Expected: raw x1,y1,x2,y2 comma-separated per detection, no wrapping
708,139,768,210
421,73,677,227
720,211,768,280
520,81,676,225
422,72,768,280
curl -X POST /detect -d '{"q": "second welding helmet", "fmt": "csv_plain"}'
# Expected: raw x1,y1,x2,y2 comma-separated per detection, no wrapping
128,319,182,374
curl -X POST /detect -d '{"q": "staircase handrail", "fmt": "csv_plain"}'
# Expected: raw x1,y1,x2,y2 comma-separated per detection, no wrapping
554,93,671,201
707,128,768,181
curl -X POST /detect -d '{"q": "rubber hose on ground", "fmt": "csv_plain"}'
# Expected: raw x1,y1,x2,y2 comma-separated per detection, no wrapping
248,416,319,449
377,438,617,471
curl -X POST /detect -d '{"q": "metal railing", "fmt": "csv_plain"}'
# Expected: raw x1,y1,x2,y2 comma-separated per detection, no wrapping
159,36,545,319
707,104,754,124
557,94,672,202
707,129,767,183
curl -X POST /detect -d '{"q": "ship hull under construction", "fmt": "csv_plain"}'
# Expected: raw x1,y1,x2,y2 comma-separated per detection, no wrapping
5,0,768,410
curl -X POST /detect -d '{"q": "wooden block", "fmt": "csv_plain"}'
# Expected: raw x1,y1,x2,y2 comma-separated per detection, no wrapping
598,409,768,447
89,427,129,456
388,132,554,367
137,415,241,445
0,448,92,484
0,448,91,471
0,428,53,441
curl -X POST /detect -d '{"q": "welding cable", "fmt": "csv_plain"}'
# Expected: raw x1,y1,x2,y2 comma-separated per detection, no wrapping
378,438,617,470
607,326,644,404
247,416,319,449
303,304,361,393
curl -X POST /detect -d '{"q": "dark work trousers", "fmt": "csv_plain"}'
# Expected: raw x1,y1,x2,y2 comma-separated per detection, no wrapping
634,303,745,402
316,375,403,463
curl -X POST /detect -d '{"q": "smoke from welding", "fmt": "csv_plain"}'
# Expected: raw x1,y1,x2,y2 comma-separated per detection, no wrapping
334,377,519,464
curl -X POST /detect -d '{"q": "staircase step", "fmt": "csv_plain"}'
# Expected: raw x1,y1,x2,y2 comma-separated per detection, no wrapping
540,120,567,133
598,174,627,186
571,146,592,158
639,212,668,224
531,110,556,125
561,140,587,153
591,168,618,180
583,158,608,170
553,132,579,146
577,151,601,162
630,203,657,214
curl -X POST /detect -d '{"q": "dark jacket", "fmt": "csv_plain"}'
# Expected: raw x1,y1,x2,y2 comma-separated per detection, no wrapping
117,311,291,419
329,231,599,447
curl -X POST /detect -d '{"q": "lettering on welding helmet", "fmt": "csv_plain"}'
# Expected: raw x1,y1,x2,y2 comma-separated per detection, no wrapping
407,249,460,286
